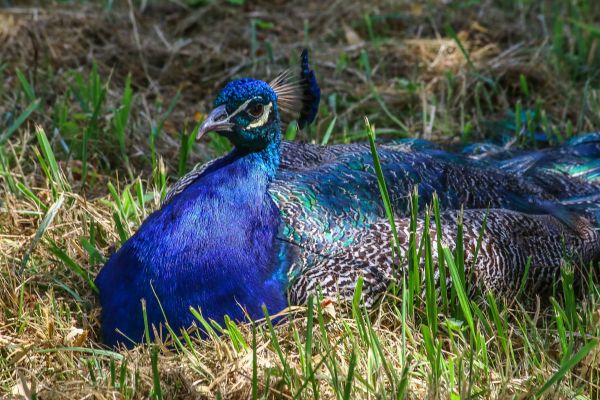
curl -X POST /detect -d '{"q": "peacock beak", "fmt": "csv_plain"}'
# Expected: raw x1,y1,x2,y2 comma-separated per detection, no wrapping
197,105,234,140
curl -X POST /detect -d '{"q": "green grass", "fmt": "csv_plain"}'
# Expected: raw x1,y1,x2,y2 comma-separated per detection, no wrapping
1,0,600,398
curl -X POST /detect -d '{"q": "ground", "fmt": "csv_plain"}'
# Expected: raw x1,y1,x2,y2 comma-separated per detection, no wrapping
0,0,599,399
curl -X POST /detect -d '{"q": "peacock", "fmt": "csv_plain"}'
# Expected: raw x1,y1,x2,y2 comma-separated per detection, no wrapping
96,50,600,347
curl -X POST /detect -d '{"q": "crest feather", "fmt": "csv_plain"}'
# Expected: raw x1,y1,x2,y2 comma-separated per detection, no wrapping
270,49,321,129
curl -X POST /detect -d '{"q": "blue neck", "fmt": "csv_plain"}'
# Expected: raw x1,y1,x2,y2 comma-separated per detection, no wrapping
233,137,281,181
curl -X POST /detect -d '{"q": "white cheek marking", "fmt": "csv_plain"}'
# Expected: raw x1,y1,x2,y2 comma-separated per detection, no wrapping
247,102,272,129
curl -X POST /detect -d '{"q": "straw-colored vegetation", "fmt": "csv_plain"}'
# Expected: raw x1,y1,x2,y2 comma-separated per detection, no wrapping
1,1,599,398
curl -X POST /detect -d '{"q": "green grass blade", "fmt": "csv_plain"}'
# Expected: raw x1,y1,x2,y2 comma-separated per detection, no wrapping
16,181,48,212
364,117,400,254
423,208,438,337
534,339,598,398
262,305,293,388
342,349,357,400
36,125,69,193
321,116,337,145
0,99,40,145
486,293,508,354
443,246,475,337
151,346,163,400
16,68,36,102
432,194,449,313
20,194,64,272
517,256,533,297
304,295,318,398
251,324,258,400
48,236,99,294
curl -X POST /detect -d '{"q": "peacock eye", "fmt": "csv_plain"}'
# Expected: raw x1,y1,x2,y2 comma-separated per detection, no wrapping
247,103,264,118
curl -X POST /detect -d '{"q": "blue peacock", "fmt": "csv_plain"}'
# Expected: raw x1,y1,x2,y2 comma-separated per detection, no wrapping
96,50,600,347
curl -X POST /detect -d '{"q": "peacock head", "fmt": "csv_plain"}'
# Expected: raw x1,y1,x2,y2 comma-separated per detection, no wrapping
197,49,320,152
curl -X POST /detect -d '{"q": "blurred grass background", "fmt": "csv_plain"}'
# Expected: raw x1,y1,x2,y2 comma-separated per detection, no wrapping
1,0,599,398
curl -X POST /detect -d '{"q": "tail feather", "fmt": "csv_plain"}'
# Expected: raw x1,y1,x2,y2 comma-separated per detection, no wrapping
559,159,600,181
462,132,600,227
497,153,545,175
559,193,600,227
504,194,584,231
560,193,600,206
566,131,600,146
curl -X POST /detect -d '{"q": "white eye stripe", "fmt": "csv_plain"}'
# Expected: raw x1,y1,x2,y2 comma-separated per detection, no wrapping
246,102,272,129
224,98,257,122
